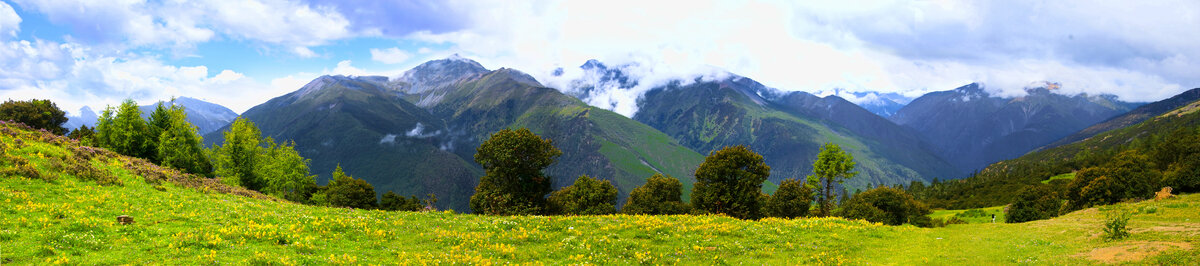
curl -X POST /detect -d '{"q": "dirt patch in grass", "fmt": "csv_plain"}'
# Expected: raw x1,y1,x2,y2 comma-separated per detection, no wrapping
1083,241,1192,263
1132,224,1200,236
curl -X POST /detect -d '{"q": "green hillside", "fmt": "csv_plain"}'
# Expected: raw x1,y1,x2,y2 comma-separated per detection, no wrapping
4,121,1197,264
912,93,1200,209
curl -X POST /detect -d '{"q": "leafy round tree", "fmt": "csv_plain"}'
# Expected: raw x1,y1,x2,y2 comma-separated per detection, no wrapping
622,173,690,215
691,145,770,220
808,143,857,217
258,138,317,202
68,124,96,147
470,128,562,215
1065,151,1160,211
765,178,813,219
548,175,618,215
325,165,377,209
840,186,930,226
381,191,424,211
0,99,68,135
1005,185,1062,223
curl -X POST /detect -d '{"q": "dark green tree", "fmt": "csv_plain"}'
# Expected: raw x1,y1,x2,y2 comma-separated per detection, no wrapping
691,145,770,220
213,117,265,190
156,104,212,176
145,101,173,163
325,165,377,209
1005,185,1062,223
1164,153,1200,193
0,99,68,135
548,175,618,215
67,124,96,147
470,128,562,215
840,186,931,226
95,99,154,159
621,173,690,215
808,143,858,217
1065,151,1161,210
765,178,813,218
380,191,424,211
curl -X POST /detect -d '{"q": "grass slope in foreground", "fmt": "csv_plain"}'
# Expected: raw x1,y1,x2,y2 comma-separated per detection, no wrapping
2,124,1198,264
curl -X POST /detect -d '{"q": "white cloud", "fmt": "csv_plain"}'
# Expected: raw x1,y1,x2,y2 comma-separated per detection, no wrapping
401,0,1200,113
0,2,20,39
292,46,318,58
370,47,411,64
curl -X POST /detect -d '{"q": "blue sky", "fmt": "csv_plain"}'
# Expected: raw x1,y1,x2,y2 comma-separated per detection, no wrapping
0,0,1198,115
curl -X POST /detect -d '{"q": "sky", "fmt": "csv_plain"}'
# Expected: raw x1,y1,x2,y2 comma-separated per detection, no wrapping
0,0,1197,116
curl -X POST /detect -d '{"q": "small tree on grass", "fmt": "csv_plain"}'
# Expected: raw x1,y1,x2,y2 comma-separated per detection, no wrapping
381,191,424,211
155,104,212,177
213,117,264,190
840,186,930,226
325,165,377,209
96,99,155,159
808,143,857,217
622,174,690,215
68,125,96,146
1005,185,1062,223
470,128,561,215
691,145,770,220
548,175,618,215
765,178,813,218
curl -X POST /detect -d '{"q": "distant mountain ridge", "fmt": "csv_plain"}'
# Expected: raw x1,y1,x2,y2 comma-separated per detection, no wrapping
562,60,959,190
890,83,1140,173
1041,88,1200,150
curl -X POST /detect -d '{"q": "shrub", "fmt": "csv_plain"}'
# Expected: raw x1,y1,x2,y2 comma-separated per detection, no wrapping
692,145,770,220
1102,208,1132,241
764,178,813,218
380,191,424,211
549,175,618,215
621,174,690,215
840,187,931,226
1005,185,1062,223
1065,151,1161,211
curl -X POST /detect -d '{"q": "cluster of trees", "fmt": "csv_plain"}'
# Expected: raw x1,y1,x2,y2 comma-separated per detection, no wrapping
1,98,437,212
470,127,935,226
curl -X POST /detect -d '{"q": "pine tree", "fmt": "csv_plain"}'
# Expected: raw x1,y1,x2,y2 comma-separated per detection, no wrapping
95,99,154,159
213,117,264,190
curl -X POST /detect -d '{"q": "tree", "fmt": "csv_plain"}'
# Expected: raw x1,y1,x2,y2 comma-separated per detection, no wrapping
325,165,377,209
548,175,618,215
145,101,173,163
808,143,858,217
691,145,770,220
0,99,68,135
380,191,424,211
156,104,212,176
765,178,813,219
470,128,562,215
1164,153,1200,193
257,138,317,202
1005,185,1062,223
840,186,930,226
622,174,690,215
68,125,96,147
1065,151,1161,210
213,117,264,190
95,99,155,159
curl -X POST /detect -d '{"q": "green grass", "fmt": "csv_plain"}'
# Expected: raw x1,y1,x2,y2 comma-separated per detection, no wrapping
1042,172,1077,184
930,206,1006,224
3,124,1199,264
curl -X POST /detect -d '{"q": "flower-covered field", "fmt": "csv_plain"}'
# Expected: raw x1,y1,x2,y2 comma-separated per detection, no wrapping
1,122,1197,264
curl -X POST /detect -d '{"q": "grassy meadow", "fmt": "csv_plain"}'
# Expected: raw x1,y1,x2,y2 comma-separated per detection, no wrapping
1,123,1198,264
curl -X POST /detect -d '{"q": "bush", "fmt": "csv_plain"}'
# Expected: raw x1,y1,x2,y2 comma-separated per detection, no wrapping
1102,208,1132,241
691,145,770,220
548,175,618,215
1005,185,1062,223
622,174,690,215
380,191,424,211
1065,151,1161,211
764,178,813,218
840,187,931,226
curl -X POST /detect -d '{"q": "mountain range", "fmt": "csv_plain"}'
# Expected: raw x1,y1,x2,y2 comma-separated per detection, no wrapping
889,83,1140,173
